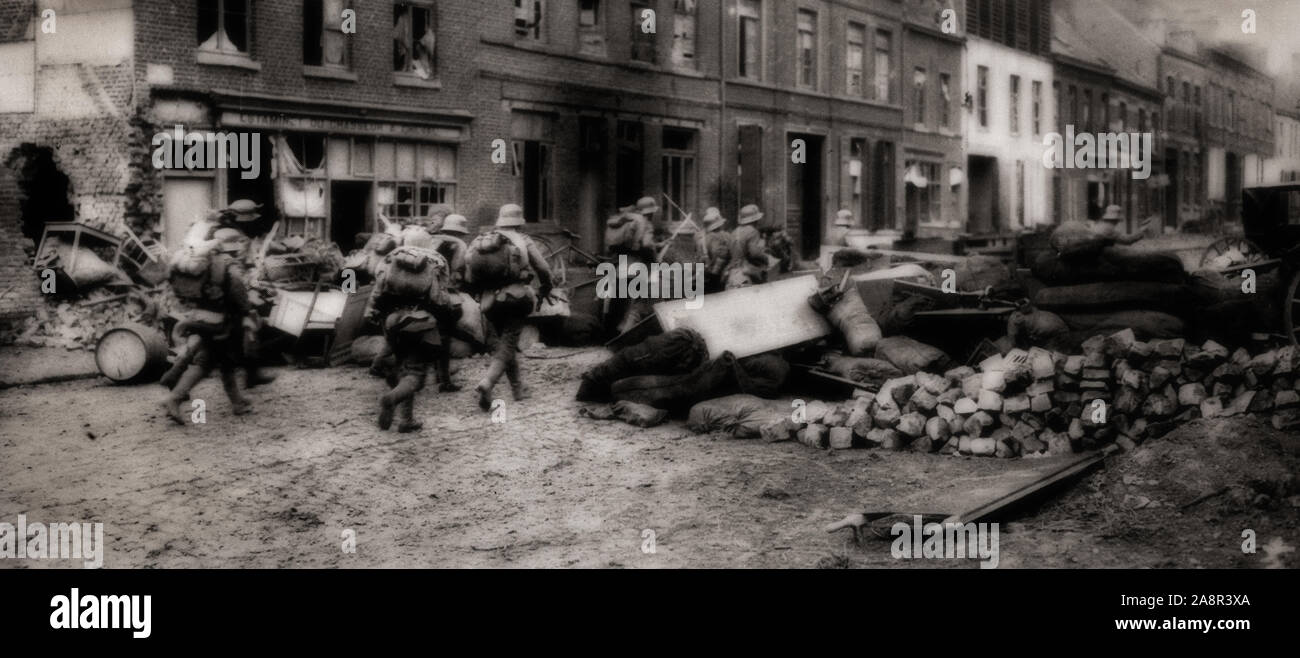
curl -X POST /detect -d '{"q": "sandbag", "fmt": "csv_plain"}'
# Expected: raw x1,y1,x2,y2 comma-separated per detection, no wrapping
825,287,882,356
1006,306,1069,348
1049,220,1113,259
1031,246,1185,285
1058,310,1185,338
349,334,388,365
954,255,1011,292
1034,281,1194,316
874,336,951,375
732,352,789,398
580,328,708,399
541,312,604,347
830,248,886,269
686,394,785,439
823,355,903,392
610,355,733,410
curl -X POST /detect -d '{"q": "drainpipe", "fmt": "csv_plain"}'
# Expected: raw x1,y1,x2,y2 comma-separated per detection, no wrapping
719,0,727,208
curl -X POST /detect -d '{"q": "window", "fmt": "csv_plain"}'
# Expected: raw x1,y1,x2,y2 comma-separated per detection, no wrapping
1009,75,1020,134
515,0,543,40
198,0,250,55
1053,81,1060,128
1101,93,1109,130
1016,160,1025,226
670,0,696,67
661,128,698,224
796,9,817,89
304,0,351,68
578,0,604,56
904,160,941,226
913,68,927,125
376,141,457,221
1194,85,1201,129
874,29,892,102
1182,82,1190,130
1082,89,1092,131
976,66,987,127
940,73,952,129
737,0,762,80
1118,101,1127,131
630,1,655,62
846,23,865,97
1030,80,1040,135
393,3,436,79
1067,85,1076,126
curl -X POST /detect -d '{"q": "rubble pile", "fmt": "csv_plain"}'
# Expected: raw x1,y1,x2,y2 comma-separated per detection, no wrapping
770,331,1300,457
0,289,162,350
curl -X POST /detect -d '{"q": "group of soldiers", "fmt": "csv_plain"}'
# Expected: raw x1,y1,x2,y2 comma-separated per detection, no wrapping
160,194,860,430
160,199,554,433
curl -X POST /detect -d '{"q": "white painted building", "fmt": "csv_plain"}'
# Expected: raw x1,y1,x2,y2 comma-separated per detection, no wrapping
963,37,1056,233
1264,110,1300,183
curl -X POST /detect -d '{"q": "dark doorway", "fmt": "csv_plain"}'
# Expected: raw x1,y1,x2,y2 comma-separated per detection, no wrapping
1225,151,1241,223
968,154,998,233
872,141,895,231
227,133,277,238
578,117,607,252
330,181,372,250
4,144,74,241
787,133,824,259
615,120,643,210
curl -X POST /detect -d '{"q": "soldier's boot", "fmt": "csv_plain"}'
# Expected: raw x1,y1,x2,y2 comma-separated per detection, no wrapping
221,370,252,415
437,352,460,392
505,360,529,401
396,398,423,433
161,365,206,425
475,360,506,412
379,375,421,430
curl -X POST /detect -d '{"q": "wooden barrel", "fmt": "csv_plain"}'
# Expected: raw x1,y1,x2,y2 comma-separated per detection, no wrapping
95,323,170,384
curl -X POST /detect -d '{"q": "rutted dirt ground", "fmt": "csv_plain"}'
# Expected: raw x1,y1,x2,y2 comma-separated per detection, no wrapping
1,348,1295,568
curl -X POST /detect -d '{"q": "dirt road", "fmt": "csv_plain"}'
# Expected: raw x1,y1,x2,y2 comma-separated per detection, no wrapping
1,348,1293,568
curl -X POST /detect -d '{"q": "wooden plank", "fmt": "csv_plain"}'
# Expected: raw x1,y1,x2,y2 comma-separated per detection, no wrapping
654,275,830,360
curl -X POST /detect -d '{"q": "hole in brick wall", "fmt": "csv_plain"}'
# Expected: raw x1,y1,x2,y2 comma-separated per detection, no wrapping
4,143,74,242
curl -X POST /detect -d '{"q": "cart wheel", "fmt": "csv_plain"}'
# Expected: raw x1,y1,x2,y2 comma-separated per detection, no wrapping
1285,269,1300,348
1199,236,1264,270
533,234,569,288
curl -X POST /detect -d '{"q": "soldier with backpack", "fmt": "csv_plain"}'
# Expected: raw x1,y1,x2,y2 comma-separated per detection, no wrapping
429,213,470,288
464,203,555,411
160,228,258,424
363,231,459,433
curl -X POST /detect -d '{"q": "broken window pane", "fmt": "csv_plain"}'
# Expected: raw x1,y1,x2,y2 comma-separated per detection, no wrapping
394,3,436,78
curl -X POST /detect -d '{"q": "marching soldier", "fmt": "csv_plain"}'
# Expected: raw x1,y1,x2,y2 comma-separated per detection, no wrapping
727,204,769,288
429,213,470,288
160,228,257,424
701,207,732,293
465,203,555,410
363,231,459,433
